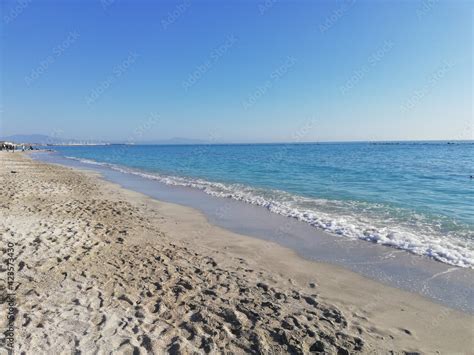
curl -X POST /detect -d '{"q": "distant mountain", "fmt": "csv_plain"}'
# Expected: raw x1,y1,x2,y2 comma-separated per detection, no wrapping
1,134,64,144
1,134,107,145
2,134,214,145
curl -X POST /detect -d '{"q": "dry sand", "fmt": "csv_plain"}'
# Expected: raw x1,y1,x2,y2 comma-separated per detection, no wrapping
0,152,473,354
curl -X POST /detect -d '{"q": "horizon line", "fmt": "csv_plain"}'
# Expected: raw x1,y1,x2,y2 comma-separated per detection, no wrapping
38,139,474,145
3,134,473,145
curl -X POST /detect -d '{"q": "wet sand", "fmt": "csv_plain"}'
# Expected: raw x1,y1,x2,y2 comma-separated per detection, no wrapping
0,152,473,354
33,150,474,314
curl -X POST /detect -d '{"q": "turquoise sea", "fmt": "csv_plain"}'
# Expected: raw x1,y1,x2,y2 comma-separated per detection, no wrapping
49,141,474,268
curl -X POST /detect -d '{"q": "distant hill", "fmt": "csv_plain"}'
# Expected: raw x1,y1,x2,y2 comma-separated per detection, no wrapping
0,134,107,145
1,134,65,144
1,135,214,145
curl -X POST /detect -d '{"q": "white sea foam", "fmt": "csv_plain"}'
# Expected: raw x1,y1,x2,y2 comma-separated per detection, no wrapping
65,156,474,268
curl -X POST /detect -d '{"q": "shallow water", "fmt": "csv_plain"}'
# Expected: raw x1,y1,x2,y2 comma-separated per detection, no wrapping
47,142,474,268
32,150,474,313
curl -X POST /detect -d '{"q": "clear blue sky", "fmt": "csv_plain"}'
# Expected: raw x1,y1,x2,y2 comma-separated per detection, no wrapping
1,0,472,142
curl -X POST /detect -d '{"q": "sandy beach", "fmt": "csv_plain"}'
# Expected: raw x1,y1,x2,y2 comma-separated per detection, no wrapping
0,152,473,354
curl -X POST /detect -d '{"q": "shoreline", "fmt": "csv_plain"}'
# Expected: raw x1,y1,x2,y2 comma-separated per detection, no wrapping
33,150,474,314
1,152,473,353
37,147,474,270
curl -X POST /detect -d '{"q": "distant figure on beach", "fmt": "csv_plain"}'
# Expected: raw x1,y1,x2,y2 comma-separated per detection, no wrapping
0,142,15,152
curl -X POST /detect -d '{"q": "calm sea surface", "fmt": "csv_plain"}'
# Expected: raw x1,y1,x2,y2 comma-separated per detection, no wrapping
50,142,474,268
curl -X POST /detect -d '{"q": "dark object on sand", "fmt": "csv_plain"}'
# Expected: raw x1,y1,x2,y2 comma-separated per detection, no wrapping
11,171,17,174
1,142,16,151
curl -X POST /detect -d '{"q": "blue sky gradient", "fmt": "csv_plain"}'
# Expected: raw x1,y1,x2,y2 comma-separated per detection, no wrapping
1,0,472,142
